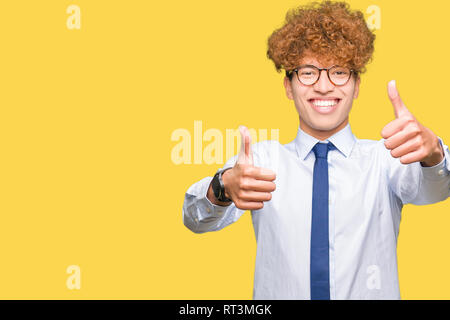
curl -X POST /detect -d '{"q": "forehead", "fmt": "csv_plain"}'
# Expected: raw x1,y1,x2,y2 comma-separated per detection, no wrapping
299,55,338,68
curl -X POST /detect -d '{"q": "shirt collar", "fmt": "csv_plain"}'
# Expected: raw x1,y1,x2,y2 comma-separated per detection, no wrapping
294,122,357,160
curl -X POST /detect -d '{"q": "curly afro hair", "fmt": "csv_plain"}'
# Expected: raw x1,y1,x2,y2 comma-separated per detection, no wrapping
267,1,375,80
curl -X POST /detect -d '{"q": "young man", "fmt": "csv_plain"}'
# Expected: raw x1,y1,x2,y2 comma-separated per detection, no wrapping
182,1,450,299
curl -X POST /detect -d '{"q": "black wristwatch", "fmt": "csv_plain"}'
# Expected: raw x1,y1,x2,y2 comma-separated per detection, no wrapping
211,168,232,202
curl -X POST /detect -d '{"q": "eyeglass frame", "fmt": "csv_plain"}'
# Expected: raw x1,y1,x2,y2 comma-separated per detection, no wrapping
286,64,357,86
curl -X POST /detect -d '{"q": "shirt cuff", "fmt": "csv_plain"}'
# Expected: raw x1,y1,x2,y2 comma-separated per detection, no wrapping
421,136,450,181
199,177,230,219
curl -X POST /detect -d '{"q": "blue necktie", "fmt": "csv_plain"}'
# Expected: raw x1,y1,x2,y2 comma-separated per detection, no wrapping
310,142,334,300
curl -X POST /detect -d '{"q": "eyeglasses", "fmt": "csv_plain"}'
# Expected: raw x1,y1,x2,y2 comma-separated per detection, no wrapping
287,65,355,86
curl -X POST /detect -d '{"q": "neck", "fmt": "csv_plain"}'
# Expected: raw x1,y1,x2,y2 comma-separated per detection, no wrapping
299,117,349,141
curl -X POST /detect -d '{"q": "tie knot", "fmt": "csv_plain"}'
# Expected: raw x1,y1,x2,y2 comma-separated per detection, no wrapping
313,142,334,159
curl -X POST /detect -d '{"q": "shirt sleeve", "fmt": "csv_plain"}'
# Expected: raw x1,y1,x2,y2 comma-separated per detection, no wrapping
182,140,272,234
383,136,450,206
182,153,244,234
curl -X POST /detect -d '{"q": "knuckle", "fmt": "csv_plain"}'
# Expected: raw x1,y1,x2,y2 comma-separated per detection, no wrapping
412,141,420,150
416,135,423,145
407,123,420,135
239,178,250,190
237,190,245,199
413,136,422,148
242,166,254,177
236,200,247,210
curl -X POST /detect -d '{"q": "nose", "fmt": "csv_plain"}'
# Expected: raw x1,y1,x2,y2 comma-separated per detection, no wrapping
313,70,334,93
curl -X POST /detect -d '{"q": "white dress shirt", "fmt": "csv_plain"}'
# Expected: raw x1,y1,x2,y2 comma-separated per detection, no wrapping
182,123,450,299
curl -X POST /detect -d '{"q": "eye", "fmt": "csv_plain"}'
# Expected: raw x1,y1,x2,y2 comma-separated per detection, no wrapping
331,67,350,76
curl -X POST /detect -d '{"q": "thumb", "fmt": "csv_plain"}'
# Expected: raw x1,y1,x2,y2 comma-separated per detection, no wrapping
237,125,254,165
388,80,412,119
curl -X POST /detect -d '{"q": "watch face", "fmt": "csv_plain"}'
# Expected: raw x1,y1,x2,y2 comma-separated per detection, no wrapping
212,173,221,199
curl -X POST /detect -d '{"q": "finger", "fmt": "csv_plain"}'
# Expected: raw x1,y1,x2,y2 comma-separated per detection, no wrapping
390,135,422,159
241,180,276,192
239,190,272,202
399,148,427,165
237,125,253,165
384,125,419,150
235,200,264,211
381,117,409,139
388,80,412,119
251,166,276,181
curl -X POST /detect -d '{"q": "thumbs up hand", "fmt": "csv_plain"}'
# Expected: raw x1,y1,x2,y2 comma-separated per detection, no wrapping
381,80,444,166
221,126,277,210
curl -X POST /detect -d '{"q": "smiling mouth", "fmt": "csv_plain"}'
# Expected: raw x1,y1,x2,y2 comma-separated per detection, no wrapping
308,98,342,114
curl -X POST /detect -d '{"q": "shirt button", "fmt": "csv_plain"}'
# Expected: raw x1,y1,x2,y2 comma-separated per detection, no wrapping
438,169,445,176
194,218,198,223
206,207,211,213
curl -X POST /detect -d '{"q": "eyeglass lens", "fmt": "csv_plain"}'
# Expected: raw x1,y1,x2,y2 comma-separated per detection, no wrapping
297,66,351,86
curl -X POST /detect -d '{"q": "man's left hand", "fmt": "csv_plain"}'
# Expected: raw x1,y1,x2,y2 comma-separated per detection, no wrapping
381,80,444,167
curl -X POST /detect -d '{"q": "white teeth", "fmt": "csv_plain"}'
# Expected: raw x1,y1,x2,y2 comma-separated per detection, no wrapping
312,100,338,107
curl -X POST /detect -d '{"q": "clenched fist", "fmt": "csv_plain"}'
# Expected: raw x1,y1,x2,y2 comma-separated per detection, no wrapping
212,125,277,210
381,80,444,167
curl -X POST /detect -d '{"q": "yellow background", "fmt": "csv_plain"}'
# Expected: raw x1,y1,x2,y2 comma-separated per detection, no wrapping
0,0,448,299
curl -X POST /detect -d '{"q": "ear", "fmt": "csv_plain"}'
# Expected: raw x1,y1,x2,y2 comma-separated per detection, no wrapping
284,76,294,100
353,75,361,100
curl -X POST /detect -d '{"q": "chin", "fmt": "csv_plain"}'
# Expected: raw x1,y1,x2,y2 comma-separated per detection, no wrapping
310,120,342,132
298,107,348,134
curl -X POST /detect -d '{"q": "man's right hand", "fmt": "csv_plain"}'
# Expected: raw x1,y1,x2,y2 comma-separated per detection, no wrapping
221,126,277,210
